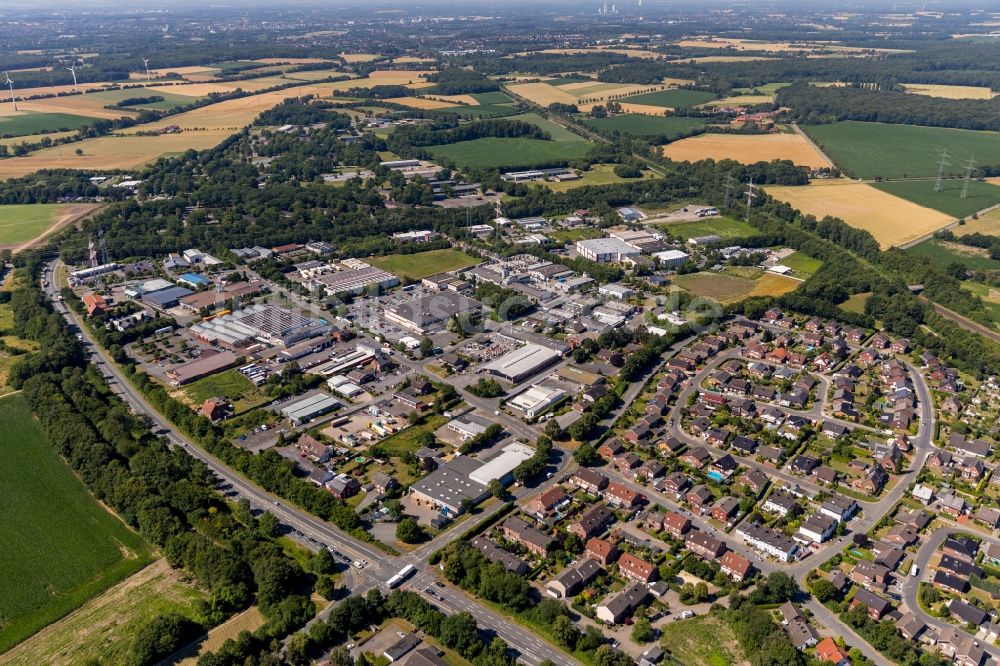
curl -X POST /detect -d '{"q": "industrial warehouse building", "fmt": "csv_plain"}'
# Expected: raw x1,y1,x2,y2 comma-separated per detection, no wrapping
305,264,399,297
280,392,342,426
575,238,641,264
483,343,561,383
409,443,535,516
190,303,330,348
166,350,239,386
384,292,481,334
508,384,567,418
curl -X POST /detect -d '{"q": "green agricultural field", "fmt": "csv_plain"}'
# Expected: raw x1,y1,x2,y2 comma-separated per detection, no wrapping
582,114,708,138
428,91,518,118
0,394,153,653
673,272,756,302
0,203,72,246
427,136,591,169
803,121,1000,180
657,216,758,241
907,238,1000,272
367,248,479,280
84,87,204,111
732,82,791,95
620,88,718,108
504,112,586,141
0,112,93,139
873,179,1000,219
779,251,823,276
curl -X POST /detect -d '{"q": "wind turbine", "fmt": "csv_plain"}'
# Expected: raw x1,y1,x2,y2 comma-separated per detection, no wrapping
3,72,17,111
142,58,151,81
67,64,78,92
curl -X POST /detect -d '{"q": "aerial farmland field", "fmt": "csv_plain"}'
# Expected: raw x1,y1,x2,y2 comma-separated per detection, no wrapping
619,88,718,108
662,132,830,169
582,114,708,138
767,180,953,248
0,203,102,248
873,179,1000,219
802,121,1000,179
0,395,152,653
0,112,94,138
901,83,997,99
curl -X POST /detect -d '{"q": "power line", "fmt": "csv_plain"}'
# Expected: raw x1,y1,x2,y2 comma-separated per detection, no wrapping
744,178,757,221
723,174,737,210
934,148,950,193
961,155,978,200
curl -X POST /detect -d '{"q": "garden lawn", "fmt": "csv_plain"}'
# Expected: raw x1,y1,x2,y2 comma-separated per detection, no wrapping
0,394,153,653
0,112,93,138
802,121,1000,180
582,114,708,138
873,179,1000,219
620,88,718,108
367,249,479,280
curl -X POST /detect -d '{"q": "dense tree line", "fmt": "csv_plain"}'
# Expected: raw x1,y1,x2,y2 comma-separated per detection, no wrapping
776,83,1000,131
387,118,548,151
426,67,501,94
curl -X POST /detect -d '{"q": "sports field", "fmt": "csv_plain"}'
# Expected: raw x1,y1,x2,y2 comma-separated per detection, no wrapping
0,203,101,248
367,249,479,280
767,180,953,248
620,88,718,108
901,83,997,99
662,132,830,168
873,179,1000,219
802,121,1000,179
0,112,94,138
0,559,206,666
582,114,708,138
0,395,152,653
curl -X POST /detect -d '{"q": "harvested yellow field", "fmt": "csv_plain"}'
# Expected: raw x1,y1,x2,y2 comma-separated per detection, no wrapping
392,56,436,64
902,83,997,99
506,81,580,106
662,77,696,87
0,130,235,179
701,94,773,107
0,130,77,148
427,94,479,105
0,98,134,121
369,69,434,83
147,82,234,97
130,66,219,80
340,53,380,63
767,180,954,248
254,57,333,64
282,68,352,81
674,38,909,54
662,133,830,169
748,273,802,299
518,47,668,60
557,81,657,98
617,103,671,116
386,96,457,109
676,55,778,63
174,607,266,666
954,209,1000,236
8,82,119,99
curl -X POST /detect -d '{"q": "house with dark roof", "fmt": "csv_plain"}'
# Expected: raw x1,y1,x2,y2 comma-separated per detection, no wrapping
546,558,602,599
850,589,891,620
569,504,614,539
949,598,987,626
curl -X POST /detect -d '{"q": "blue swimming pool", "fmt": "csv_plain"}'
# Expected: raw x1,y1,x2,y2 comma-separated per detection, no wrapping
707,470,725,482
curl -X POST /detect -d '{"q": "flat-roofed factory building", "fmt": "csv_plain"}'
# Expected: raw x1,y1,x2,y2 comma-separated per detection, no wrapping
483,343,561,383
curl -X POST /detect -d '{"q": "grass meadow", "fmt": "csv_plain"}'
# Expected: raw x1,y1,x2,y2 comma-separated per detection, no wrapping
0,394,152,653
0,112,92,139
367,248,479,280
